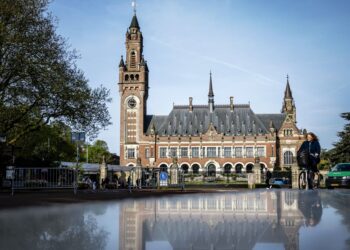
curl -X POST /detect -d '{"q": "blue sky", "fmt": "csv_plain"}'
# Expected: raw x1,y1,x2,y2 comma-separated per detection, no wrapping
50,0,350,154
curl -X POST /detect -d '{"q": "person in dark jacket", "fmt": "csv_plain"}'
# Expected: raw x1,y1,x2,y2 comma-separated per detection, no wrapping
297,132,321,188
298,132,321,171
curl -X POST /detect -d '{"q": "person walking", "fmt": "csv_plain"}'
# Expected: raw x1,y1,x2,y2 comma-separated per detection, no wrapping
127,175,132,193
297,132,321,189
265,168,272,189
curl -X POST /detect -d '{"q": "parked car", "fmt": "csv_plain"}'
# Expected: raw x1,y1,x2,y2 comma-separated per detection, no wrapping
326,163,350,189
269,177,290,188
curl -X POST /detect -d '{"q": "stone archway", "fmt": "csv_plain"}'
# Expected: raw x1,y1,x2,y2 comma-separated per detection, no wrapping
235,164,243,174
160,164,168,173
223,164,232,174
207,164,216,177
246,163,254,173
181,164,189,174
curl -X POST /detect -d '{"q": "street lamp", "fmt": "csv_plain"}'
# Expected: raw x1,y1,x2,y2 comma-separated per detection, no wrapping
71,131,85,193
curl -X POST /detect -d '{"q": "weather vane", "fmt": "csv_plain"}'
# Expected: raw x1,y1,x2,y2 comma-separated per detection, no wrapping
132,0,137,14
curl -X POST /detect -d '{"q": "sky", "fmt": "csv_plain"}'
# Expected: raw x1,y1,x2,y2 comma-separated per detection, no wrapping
49,0,350,154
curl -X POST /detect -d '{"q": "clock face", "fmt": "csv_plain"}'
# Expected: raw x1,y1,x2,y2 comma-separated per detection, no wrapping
128,98,137,109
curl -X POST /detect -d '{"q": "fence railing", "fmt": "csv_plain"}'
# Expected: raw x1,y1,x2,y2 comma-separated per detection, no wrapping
10,167,77,195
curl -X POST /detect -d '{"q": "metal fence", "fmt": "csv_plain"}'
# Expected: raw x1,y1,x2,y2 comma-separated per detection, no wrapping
10,167,77,195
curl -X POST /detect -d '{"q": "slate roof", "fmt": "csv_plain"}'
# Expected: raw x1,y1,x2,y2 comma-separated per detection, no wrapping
145,105,287,136
129,14,140,29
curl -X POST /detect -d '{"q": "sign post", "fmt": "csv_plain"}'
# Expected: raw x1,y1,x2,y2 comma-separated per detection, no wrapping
159,171,168,187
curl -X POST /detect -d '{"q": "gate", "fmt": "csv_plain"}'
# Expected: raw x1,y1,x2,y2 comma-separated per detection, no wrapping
10,167,77,195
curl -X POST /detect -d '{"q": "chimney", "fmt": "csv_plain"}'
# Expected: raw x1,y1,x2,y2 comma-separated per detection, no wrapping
230,96,234,112
189,97,193,112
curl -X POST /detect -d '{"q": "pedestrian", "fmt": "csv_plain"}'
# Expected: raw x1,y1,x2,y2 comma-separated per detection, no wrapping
297,132,321,189
127,175,132,193
265,168,272,189
92,181,96,191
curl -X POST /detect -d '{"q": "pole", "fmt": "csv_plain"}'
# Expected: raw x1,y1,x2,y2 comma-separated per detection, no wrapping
86,144,89,163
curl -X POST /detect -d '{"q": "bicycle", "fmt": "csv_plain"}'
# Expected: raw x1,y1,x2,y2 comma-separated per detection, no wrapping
298,168,321,190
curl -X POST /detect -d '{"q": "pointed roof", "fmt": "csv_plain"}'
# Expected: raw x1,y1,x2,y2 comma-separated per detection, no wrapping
208,72,214,97
129,14,140,29
284,75,293,99
119,56,125,67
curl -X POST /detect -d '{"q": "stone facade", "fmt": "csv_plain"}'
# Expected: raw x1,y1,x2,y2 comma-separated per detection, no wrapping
118,14,305,174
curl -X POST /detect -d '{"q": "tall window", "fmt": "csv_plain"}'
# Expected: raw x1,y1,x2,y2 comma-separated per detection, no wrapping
235,147,242,158
180,147,188,158
284,151,293,165
145,148,150,158
246,147,254,158
192,147,199,158
159,147,167,158
127,148,135,159
170,147,177,157
126,111,136,143
207,147,216,157
224,147,232,157
130,51,136,68
257,147,265,157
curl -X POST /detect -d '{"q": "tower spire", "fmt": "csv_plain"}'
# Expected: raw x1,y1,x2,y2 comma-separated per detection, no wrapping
208,71,214,113
208,71,214,97
284,74,293,99
282,75,296,122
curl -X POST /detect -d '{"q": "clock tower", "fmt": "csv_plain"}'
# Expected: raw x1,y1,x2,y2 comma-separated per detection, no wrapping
118,13,149,165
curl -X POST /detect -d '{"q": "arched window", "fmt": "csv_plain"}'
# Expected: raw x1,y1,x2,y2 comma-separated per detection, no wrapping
160,164,168,173
130,51,136,67
130,74,134,81
192,164,200,174
284,151,293,165
246,164,254,173
235,164,243,174
125,74,129,81
224,164,232,174
207,164,216,177
135,74,139,80
181,164,189,174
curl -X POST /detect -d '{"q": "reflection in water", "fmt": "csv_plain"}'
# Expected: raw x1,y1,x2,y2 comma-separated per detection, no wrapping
0,190,349,250
0,204,108,250
119,190,350,250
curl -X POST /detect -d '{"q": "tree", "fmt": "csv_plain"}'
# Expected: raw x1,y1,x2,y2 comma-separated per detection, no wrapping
331,112,350,163
86,140,112,164
14,121,76,167
0,0,111,146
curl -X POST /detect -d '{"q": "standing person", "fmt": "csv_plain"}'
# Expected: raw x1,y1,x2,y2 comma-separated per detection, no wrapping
127,175,132,193
297,132,321,189
265,168,272,189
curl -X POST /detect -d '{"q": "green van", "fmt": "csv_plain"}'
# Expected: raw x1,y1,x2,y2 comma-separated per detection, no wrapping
325,163,350,188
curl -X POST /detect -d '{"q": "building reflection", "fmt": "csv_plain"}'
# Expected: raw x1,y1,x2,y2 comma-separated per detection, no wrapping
120,190,322,250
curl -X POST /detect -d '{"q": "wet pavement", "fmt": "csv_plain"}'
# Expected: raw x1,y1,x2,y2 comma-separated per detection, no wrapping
0,189,349,250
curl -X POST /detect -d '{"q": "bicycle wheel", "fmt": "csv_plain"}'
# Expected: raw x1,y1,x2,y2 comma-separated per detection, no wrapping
299,171,307,190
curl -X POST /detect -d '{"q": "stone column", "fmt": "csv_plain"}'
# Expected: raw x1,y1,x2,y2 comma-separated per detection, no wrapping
291,164,299,189
254,157,261,184
99,156,107,188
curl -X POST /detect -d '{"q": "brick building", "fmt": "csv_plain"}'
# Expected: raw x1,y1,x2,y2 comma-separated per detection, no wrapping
118,14,305,174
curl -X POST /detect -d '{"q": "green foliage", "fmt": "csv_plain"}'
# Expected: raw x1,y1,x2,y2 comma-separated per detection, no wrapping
14,121,76,166
0,0,111,146
331,112,350,163
86,140,112,164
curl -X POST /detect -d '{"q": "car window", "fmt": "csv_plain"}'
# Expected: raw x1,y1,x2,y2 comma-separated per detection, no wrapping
332,164,350,171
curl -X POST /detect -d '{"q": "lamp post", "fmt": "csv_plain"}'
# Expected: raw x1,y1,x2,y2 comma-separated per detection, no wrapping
71,131,85,194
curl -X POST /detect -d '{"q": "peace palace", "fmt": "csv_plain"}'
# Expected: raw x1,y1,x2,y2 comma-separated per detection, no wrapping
118,13,305,175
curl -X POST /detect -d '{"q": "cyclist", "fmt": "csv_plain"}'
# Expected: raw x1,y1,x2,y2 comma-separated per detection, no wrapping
297,132,321,189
